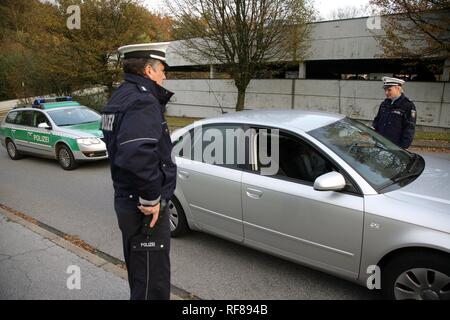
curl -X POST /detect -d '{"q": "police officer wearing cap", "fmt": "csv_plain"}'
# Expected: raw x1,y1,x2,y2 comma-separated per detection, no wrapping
373,77,417,149
101,42,176,300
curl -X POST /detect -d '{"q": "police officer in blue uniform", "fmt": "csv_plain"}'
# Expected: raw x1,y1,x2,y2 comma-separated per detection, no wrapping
101,42,176,300
373,77,417,149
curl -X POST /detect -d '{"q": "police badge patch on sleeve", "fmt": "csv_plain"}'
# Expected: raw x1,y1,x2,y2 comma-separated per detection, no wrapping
411,110,416,119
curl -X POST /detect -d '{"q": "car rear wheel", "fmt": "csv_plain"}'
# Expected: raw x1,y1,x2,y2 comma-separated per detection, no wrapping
57,145,78,170
168,196,189,237
382,251,450,300
6,139,22,160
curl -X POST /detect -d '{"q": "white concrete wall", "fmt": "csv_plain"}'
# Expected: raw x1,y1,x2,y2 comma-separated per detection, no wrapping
164,79,450,129
2,81,447,129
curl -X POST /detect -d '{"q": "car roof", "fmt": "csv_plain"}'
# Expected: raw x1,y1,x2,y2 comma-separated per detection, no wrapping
196,109,345,133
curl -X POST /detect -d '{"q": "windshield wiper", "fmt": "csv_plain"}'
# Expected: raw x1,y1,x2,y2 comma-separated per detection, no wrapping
59,121,98,126
405,153,421,173
80,121,99,124
391,171,422,183
377,154,422,192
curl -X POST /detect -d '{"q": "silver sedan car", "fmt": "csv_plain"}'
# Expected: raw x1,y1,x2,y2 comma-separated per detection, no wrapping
168,110,450,300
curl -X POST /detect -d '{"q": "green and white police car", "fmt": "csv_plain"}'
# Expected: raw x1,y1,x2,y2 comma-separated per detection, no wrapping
0,97,107,170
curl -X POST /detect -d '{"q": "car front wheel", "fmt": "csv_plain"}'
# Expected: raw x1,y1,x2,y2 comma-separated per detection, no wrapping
382,251,450,300
57,145,78,170
6,139,22,160
168,196,189,237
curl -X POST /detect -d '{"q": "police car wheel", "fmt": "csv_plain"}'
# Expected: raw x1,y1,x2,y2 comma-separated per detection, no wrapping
381,251,450,300
6,139,22,160
57,145,78,170
168,197,189,238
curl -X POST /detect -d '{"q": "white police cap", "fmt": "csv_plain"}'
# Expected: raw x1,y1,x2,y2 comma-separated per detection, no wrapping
118,42,170,65
382,77,405,88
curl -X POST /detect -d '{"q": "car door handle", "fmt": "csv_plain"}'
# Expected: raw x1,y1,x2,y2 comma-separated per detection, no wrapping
178,170,190,179
246,188,263,199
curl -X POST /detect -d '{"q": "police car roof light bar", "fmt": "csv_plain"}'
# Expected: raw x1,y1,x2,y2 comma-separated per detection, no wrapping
32,96,73,106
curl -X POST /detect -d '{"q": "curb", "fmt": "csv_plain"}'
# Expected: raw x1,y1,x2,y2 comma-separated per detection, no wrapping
0,204,199,300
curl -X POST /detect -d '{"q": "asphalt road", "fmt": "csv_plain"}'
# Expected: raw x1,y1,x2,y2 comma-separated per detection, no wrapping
3,148,447,299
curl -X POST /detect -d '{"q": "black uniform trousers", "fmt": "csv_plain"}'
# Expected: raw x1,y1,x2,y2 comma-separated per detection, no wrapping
114,192,171,300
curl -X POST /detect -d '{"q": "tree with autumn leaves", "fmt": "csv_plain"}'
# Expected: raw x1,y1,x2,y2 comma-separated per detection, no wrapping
0,0,173,101
370,0,449,59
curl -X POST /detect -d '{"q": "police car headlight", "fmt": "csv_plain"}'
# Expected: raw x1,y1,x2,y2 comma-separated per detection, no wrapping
77,138,101,145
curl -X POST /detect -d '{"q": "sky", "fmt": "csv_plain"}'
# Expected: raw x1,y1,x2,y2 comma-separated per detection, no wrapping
144,0,373,19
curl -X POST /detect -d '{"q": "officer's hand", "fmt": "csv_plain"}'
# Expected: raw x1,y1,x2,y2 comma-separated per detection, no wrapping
138,203,160,228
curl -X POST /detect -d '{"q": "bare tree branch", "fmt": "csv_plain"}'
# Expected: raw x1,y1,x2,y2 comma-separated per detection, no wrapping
167,0,313,111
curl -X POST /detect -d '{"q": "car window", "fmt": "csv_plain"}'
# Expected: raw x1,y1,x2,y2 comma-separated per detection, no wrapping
255,128,359,193
175,124,250,170
308,118,416,191
257,130,333,184
173,129,193,159
47,107,100,126
5,111,19,124
32,111,51,127
15,111,33,127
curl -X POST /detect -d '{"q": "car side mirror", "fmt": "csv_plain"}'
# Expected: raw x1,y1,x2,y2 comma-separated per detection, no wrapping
38,122,51,130
313,172,346,191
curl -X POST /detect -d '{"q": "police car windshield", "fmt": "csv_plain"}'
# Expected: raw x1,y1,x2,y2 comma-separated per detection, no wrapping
47,107,100,126
309,117,419,192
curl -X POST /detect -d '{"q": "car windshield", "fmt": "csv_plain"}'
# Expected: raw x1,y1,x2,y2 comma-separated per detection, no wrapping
308,117,422,191
47,107,100,126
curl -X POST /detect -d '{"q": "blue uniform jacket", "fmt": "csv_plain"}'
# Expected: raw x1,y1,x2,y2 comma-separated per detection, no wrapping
101,73,176,205
373,93,417,149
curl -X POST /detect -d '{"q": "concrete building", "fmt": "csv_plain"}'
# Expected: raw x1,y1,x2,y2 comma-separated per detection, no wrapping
166,15,448,82
162,15,449,130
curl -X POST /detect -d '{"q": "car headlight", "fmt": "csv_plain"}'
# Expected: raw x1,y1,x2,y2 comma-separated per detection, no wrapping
77,138,101,145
